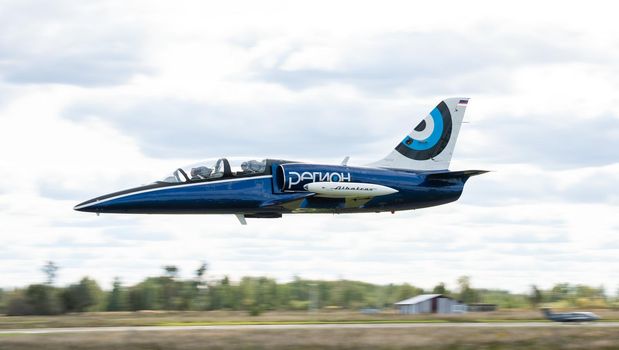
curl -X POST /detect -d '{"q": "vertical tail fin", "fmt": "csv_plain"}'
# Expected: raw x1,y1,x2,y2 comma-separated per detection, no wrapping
369,97,469,171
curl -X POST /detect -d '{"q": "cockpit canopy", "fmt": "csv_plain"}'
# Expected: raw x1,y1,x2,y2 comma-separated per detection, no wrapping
160,158,268,183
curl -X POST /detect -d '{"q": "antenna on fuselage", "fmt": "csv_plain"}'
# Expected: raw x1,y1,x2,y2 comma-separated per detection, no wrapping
341,156,350,166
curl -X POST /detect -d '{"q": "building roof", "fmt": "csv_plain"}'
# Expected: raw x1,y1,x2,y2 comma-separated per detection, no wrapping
394,294,452,305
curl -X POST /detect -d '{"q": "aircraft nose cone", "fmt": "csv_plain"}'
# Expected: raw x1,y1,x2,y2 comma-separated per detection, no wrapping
74,183,174,215
74,198,100,212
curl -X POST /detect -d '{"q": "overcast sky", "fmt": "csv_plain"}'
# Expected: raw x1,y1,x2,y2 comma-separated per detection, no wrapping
0,0,618,294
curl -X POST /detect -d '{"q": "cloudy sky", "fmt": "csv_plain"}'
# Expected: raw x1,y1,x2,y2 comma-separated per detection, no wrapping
0,0,618,294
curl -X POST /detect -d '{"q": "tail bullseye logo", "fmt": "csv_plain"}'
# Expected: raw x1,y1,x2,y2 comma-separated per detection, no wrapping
395,101,453,160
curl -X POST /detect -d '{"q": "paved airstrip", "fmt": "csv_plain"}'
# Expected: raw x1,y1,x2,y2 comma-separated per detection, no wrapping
2,322,619,334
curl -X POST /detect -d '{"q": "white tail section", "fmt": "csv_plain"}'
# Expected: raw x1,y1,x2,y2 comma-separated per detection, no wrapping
369,97,469,171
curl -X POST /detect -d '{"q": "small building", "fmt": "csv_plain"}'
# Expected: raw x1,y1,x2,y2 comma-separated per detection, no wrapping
394,294,467,314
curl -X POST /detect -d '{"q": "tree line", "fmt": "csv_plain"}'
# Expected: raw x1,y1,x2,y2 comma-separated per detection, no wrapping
0,262,615,316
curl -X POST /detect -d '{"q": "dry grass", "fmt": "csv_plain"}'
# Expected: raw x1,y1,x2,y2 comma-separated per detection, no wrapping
2,327,619,350
1,309,619,329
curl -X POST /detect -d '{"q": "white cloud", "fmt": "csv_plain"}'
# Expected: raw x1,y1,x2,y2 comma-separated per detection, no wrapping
0,0,618,293
254,30,604,94
0,1,151,86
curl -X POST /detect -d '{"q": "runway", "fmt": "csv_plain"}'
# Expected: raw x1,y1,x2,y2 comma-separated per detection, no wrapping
2,322,619,334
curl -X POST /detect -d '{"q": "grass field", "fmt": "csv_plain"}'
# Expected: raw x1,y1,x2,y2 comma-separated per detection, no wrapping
2,327,619,350
1,309,619,329
2,311,619,349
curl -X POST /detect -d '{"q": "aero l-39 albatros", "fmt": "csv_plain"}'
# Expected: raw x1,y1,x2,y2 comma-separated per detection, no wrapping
75,98,486,224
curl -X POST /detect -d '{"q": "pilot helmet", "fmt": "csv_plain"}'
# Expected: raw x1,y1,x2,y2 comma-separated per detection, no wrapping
191,166,212,178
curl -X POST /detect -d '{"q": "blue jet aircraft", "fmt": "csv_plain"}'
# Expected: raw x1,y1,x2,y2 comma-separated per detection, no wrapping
75,97,486,224
541,308,600,322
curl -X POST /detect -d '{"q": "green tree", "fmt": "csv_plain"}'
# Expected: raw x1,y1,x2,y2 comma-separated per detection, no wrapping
457,276,479,303
221,276,240,309
6,291,34,316
25,284,61,315
190,262,209,311
42,261,59,285
574,284,604,299
275,283,291,309
61,277,104,312
159,266,182,309
477,289,528,309
289,276,308,302
195,262,208,282
177,281,198,310
432,282,448,295
128,278,161,310
382,284,398,306
0,288,4,314
259,278,277,309
396,283,422,302
528,284,543,308
340,281,364,308
549,283,571,302
163,265,179,279
107,277,127,311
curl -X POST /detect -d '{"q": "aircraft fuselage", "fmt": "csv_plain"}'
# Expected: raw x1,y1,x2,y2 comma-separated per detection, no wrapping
74,159,481,216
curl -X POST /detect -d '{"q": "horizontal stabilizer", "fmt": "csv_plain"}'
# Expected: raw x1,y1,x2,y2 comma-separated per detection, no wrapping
425,170,488,180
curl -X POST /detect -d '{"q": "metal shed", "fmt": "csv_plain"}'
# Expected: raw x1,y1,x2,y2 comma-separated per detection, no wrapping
394,294,466,314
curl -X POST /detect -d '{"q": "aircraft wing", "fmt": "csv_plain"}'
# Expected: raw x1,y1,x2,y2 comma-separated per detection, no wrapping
260,193,316,208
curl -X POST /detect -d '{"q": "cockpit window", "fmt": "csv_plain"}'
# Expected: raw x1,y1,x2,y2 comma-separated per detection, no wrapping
159,158,267,183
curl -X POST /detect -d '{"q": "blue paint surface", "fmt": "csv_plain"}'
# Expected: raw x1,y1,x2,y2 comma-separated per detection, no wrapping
76,160,475,215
